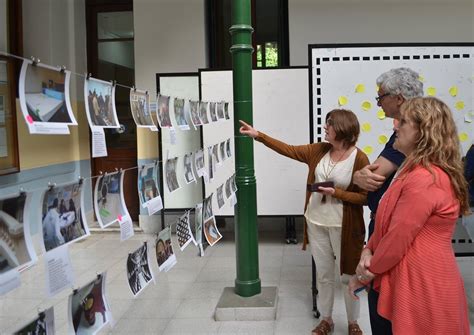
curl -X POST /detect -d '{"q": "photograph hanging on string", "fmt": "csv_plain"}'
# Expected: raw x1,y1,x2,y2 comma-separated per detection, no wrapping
157,94,172,128
207,147,215,181
0,192,36,275
41,181,90,252
209,102,218,122
94,171,127,228
212,143,221,166
84,77,120,128
18,60,77,134
155,227,177,272
183,153,196,184
194,149,206,178
176,211,195,251
219,141,226,162
231,174,238,193
216,101,225,119
127,242,154,297
130,89,154,128
225,138,232,158
174,98,189,130
68,272,111,335
203,205,222,248
165,157,180,193
199,101,209,124
13,306,55,335
194,203,203,247
224,102,230,120
216,184,225,210
189,100,202,127
225,177,232,199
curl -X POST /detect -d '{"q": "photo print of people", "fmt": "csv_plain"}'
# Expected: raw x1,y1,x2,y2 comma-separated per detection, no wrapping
84,77,120,129
68,272,111,335
194,149,206,178
216,101,225,120
194,203,204,255
165,157,180,193
216,184,226,210
189,100,202,127
225,138,232,158
199,101,209,124
176,211,195,251
209,102,218,122
212,143,221,166
155,227,177,272
41,181,90,252
130,89,155,128
126,242,154,297
203,193,222,246
137,163,163,215
219,141,227,162
224,102,230,120
174,98,189,130
13,306,55,335
94,171,129,228
19,60,78,134
183,153,196,184
225,177,233,199
0,192,36,278
157,94,172,128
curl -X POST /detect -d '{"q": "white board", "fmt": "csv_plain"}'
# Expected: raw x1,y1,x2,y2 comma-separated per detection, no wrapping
200,68,310,215
158,74,203,209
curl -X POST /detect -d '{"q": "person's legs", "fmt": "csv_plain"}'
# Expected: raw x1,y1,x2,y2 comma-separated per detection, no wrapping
368,287,392,335
307,223,336,326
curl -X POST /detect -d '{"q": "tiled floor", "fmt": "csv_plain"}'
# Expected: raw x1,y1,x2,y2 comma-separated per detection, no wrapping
1,231,473,334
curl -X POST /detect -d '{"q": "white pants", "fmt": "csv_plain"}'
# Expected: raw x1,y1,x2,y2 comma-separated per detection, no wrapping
307,222,360,322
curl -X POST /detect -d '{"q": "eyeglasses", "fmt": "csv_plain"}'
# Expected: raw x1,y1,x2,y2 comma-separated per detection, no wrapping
375,93,391,103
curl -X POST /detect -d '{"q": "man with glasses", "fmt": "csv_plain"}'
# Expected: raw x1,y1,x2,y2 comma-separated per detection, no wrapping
352,67,423,334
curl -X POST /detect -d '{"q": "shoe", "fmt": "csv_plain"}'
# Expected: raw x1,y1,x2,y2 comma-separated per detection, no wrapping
348,323,363,335
311,320,334,335
285,238,291,244
290,237,298,244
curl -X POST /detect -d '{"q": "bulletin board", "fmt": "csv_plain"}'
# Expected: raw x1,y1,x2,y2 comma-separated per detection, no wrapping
156,73,203,210
199,67,310,216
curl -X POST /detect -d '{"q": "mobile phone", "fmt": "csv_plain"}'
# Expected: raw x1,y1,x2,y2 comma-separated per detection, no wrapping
353,286,367,296
307,181,335,192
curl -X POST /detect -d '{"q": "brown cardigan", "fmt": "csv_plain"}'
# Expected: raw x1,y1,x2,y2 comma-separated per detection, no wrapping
256,131,369,275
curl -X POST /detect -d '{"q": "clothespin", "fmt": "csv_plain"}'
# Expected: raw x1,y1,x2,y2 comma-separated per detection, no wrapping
60,65,66,73
31,56,39,66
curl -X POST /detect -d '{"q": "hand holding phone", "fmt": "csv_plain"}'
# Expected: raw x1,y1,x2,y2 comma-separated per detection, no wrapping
307,181,335,192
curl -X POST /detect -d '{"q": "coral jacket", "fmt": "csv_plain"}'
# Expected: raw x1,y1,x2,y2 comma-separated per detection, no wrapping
367,165,470,334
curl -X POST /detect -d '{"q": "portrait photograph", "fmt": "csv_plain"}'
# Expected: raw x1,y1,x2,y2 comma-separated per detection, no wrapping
174,98,189,129
130,89,154,128
0,192,36,276
137,163,160,207
157,94,172,128
203,193,214,222
219,141,227,162
84,77,119,128
199,101,209,124
165,157,180,193
41,181,90,252
94,171,125,228
68,273,110,335
225,177,232,199
189,100,202,127
127,243,154,297
216,184,225,210
212,143,221,165
224,102,230,120
183,153,196,184
225,138,232,158
203,216,222,247
209,102,218,122
194,149,205,177
216,101,225,119
14,307,55,335
207,147,215,181
155,227,176,272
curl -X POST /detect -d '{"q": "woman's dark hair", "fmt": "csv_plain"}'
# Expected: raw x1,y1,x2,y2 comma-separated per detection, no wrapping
325,109,360,148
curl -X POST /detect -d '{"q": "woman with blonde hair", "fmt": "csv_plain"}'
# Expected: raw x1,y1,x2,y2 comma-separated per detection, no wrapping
350,97,471,334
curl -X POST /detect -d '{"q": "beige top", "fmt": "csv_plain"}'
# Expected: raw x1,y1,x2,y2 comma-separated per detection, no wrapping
305,149,357,227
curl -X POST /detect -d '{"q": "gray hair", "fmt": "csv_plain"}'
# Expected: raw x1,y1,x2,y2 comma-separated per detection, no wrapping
376,67,424,99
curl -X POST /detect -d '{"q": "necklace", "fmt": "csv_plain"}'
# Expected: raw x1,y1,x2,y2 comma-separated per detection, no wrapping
320,147,350,204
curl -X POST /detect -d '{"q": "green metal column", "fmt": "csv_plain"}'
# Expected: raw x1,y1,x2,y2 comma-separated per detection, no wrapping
229,0,261,297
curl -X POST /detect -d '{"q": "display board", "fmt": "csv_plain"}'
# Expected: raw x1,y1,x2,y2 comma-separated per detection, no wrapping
157,73,203,210
200,67,310,216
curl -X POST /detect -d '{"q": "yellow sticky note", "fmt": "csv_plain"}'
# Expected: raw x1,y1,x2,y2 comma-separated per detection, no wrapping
455,101,465,110
378,135,388,144
355,84,365,93
377,109,386,120
459,132,469,142
361,101,372,111
427,87,436,96
338,96,348,106
418,75,425,82
449,86,458,97
362,123,371,132
363,146,374,155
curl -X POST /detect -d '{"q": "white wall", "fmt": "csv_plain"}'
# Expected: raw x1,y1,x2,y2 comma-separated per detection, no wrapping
289,0,474,65
133,0,207,96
